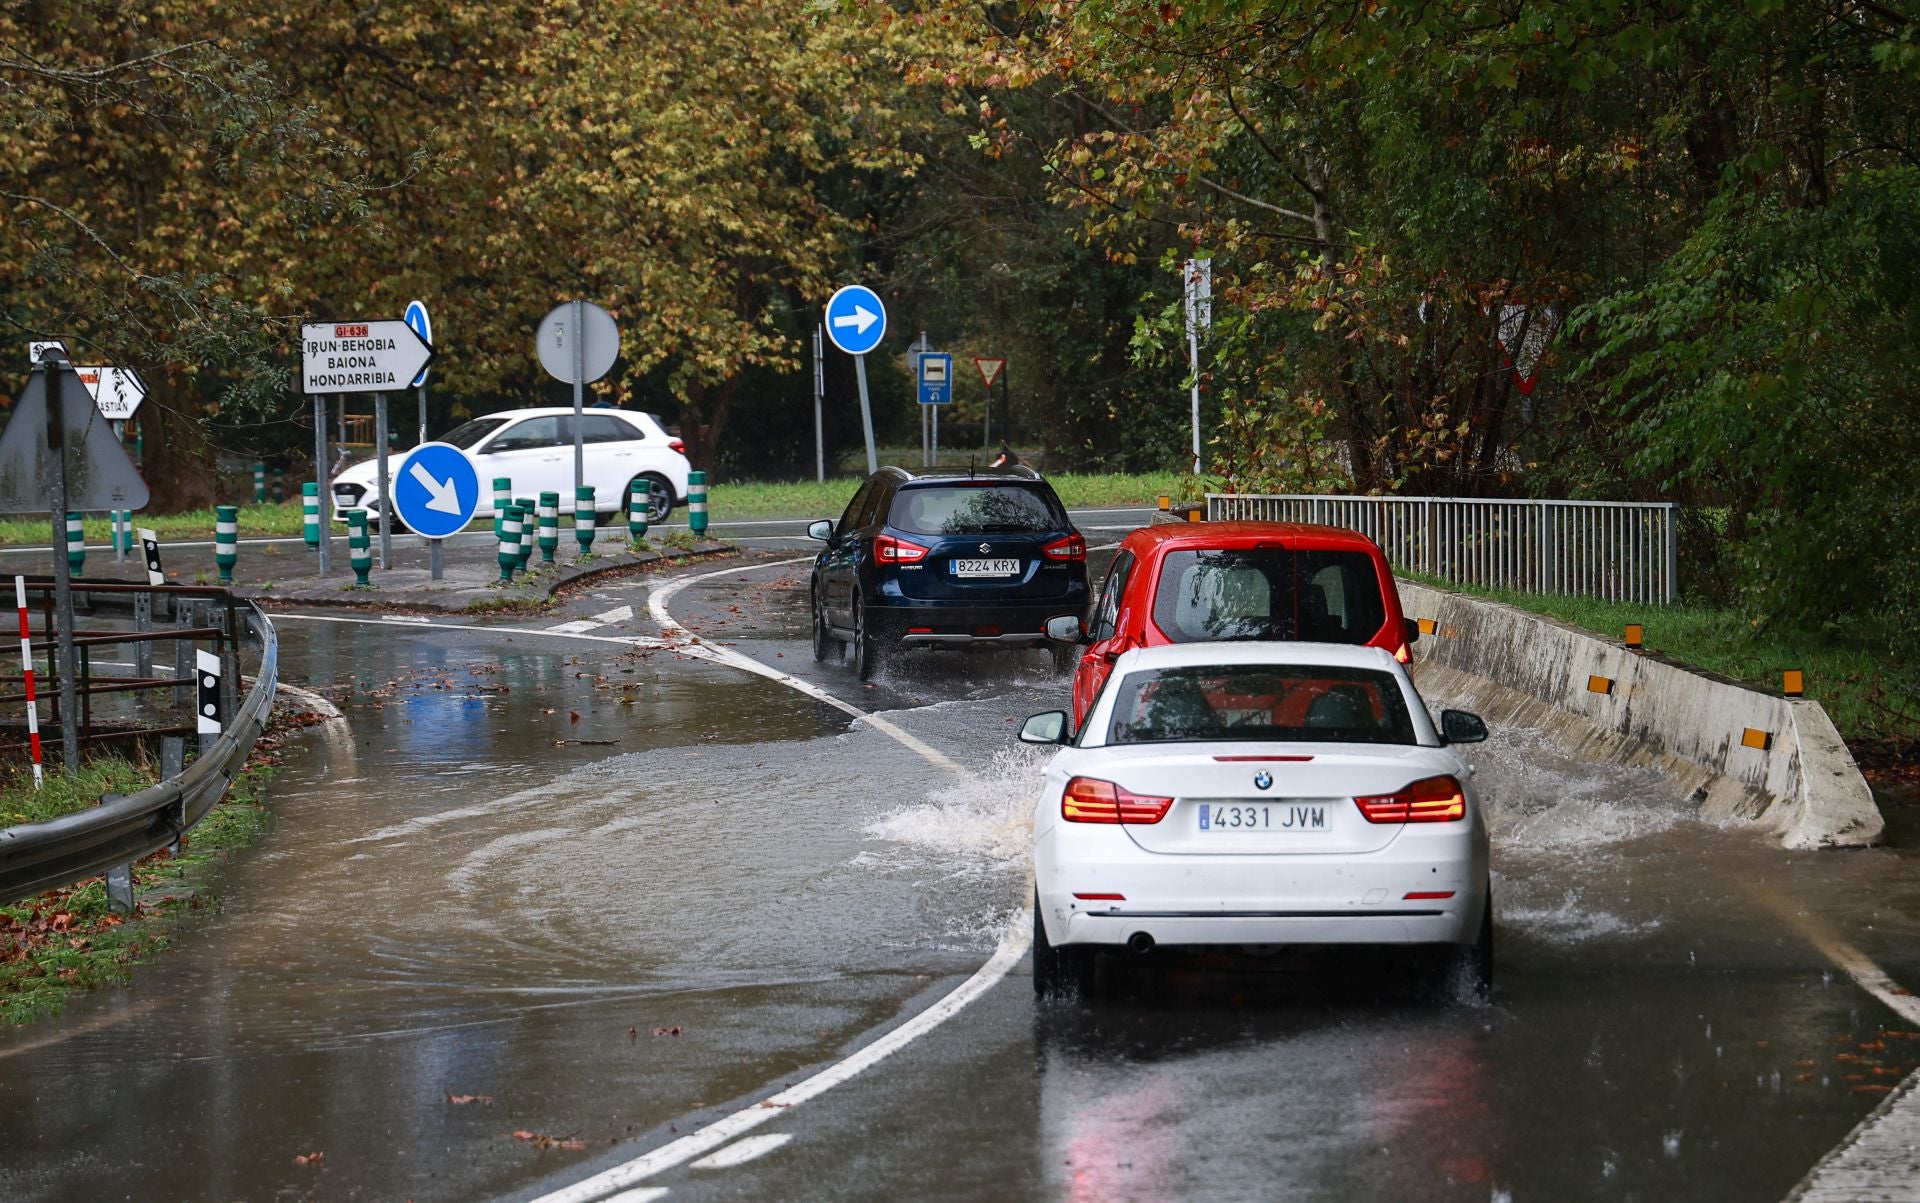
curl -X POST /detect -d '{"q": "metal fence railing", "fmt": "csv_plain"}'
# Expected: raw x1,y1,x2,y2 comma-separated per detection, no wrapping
1205,493,1677,604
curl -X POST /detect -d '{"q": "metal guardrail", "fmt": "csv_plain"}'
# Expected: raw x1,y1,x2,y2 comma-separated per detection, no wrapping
0,591,277,903
1206,493,1677,604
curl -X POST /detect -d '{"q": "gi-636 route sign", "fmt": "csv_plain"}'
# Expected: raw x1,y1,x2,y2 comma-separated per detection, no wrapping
301,320,434,395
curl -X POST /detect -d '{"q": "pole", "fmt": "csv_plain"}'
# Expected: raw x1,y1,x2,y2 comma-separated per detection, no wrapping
982,373,991,451
374,391,391,569
14,577,44,787
932,403,939,466
417,382,428,447
1188,324,1203,476
335,394,345,452
42,358,80,771
313,393,331,577
571,298,586,497
1001,364,1010,452
854,356,878,474
812,325,826,482
430,538,444,581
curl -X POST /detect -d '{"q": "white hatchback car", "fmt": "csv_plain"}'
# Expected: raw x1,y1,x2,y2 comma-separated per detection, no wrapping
1022,642,1492,997
331,407,690,528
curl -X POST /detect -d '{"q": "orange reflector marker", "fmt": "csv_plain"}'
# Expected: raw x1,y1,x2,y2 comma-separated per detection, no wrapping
1588,675,1614,695
1156,495,1172,511
1417,618,1437,635
1404,891,1456,901
1783,670,1804,696
1073,892,1126,901
1741,728,1773,751
1624,624,1644,648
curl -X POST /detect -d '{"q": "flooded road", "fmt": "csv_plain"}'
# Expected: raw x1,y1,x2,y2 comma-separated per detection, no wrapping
3,546,1919,1202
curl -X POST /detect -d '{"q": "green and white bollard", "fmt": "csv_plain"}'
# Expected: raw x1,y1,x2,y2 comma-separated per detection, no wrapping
271,467,285,503
497,505,523,582
347,510,372,586
253,462,266,503
688,469,708,537
515,502,535,572
302,482,321,549
574,486,596,558
627,478,649,544
214,505,238,584
493,477,513,524
64,512,84,578
538,492,560,563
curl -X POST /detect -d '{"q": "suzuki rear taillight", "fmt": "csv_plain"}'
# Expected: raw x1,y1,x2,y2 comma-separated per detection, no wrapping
1354,775,1466,824
874,534,930,564
1042,533,1086,562
668,439,687,455
1062,776,1173,825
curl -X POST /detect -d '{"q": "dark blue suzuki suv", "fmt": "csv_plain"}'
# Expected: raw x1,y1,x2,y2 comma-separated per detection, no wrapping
807,466,1089,679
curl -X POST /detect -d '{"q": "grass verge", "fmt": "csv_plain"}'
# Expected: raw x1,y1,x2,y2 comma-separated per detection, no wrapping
709,470,1189,521
1407,574,1920,750
0,718,312,1026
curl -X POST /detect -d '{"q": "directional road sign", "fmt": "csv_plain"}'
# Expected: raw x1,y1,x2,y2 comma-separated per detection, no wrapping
0,362,150,513
536,301,619,385
403,300,433,387
391,441,479,539
975,356,1005,389
918,351,952,405
301,320,435,395
76,366,147,420
824,285,887,356
29,341,68,365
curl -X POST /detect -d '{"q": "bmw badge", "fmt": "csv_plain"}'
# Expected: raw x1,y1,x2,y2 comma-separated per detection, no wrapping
1253,771,1273,791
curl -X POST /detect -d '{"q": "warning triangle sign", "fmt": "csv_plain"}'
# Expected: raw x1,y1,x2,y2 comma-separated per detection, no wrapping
975,356,1006,390
0,363,151,513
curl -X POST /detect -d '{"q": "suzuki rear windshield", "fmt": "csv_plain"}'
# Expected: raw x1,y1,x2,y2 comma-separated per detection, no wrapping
1153,549,1387,644
1106,665,1418,746
889,485,1065,536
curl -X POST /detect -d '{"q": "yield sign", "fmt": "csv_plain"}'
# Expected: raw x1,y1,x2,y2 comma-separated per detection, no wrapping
974,357,1006,389
301,319,435,395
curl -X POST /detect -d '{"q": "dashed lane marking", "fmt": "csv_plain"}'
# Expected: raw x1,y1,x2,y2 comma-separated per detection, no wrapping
686,1133,794,1171
547,605,634,635
600,1190,669,1203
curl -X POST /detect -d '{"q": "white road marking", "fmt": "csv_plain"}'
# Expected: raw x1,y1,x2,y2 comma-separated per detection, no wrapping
272,611,675,651
548,604,636,635
599,1189,670,1203
686,1133,793,1170
526,937,1026,1203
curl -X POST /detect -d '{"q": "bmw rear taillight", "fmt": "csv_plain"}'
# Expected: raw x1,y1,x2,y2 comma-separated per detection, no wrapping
668,439,687,455
1354,775,1466,823
1042,533,1086,562
1062,776,1173,824
875,534,929,564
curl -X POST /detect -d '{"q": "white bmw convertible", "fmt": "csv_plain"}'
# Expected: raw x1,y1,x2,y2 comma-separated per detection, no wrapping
1021,642,1492,997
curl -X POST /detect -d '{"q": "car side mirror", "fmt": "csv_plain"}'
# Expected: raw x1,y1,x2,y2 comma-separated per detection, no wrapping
1403,617,1421,646
1019,711,1070,745
1440,709,1487,745
1045,615,1086,645
806,520,833,542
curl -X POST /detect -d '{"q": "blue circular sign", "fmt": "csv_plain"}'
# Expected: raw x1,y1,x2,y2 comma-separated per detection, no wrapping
392,441,479,539
403,300,433,386
823,285,887,356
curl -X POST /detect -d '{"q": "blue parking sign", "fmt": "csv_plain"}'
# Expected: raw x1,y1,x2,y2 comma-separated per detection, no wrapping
918,351,952,405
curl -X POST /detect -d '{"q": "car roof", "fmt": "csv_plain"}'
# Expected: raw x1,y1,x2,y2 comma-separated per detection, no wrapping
1122,520,1384,554
872,464,1044,485
471,407,658,422
1111,641,1403,675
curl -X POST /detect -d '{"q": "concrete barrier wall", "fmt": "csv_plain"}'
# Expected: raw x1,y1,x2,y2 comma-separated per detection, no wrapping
1398,582,1882,849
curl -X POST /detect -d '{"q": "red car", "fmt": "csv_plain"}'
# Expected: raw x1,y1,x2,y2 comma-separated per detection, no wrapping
1051,521,1419,726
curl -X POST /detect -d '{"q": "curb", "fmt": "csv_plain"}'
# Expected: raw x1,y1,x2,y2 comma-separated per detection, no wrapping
1400,581,1883,849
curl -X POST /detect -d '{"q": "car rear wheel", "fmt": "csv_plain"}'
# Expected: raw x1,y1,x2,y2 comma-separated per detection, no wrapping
1450,886,1494,999
1031,894,1094,999
627,473,675,525
852,597,885,680
811,588,835,663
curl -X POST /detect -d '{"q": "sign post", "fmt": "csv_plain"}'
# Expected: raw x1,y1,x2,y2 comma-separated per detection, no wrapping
535,301,621,498
1183,258,1212,475
824,285,886,474
72,364,146,561
918,351,951,466
974,357,1005,450
301,318,435,577
812,324,826,482
391,441,480,581
374,391,391,568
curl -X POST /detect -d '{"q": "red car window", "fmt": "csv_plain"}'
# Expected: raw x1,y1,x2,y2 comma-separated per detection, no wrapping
1151,548,1387,644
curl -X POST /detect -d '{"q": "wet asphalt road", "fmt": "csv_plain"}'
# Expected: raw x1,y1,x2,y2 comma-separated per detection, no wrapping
3,535,1920,1203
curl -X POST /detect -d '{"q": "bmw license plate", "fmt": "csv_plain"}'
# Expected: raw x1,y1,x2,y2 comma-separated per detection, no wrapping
1197,802,1328,832
952,558,1021,578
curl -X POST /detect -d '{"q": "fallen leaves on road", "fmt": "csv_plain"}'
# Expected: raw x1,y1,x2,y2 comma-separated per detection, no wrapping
446,1093,494,1105
511,1130,586,1150
652,1025,684,1037
294,1152,324,1167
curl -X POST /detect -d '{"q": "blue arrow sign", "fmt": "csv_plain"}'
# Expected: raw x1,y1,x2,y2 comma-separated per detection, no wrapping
392,441,479,539
823,285,887,356
403,300,433,387
918,351,952,405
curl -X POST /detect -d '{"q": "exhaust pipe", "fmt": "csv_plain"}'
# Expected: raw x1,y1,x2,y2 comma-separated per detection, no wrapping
1127,931,1155,955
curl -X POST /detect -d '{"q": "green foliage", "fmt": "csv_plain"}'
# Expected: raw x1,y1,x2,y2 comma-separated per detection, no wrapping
0,758,151,827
